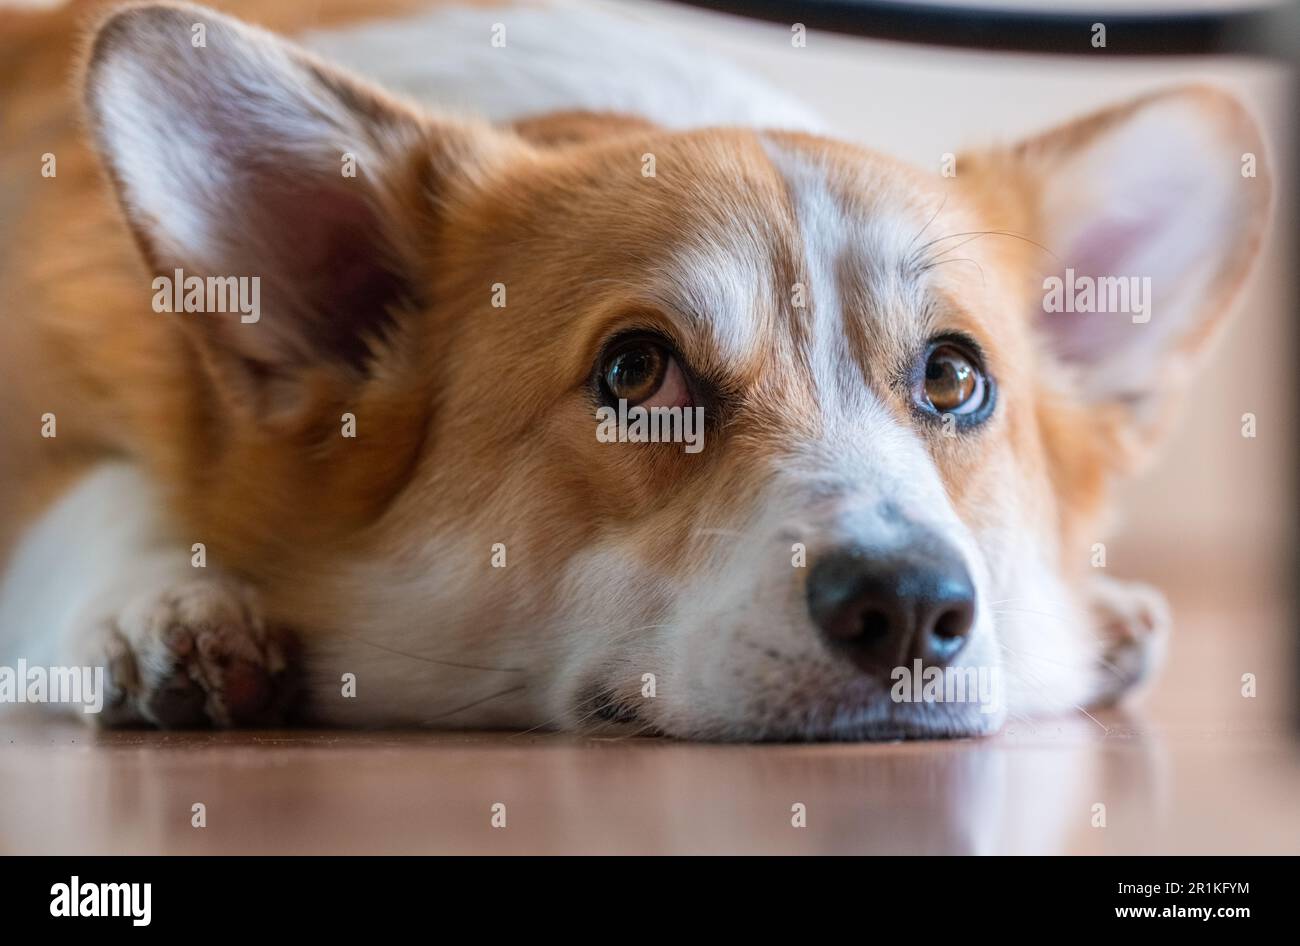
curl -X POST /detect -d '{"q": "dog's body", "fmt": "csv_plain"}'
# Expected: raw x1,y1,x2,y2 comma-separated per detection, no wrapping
0,1,1269,738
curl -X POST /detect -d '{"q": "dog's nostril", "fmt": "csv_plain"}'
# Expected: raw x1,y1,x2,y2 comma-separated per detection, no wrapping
859,609,891,643
933,603,974,640
806,540,976,677
926,603,975,663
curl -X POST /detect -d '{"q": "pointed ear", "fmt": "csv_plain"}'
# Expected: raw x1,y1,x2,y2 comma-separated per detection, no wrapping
988,87,1271,461
84,2,501,419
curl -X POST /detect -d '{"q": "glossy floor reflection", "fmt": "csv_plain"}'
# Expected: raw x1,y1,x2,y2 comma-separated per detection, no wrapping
1,579,1296,854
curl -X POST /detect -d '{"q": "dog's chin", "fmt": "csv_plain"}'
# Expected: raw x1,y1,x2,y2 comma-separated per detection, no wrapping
817,703,1006,742
581,691,1006,743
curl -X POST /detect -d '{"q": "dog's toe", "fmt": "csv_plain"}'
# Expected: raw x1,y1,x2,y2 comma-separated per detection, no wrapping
1088,576,1171,706
83,579,297,729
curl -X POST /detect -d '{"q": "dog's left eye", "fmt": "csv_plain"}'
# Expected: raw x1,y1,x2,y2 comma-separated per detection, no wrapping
599,335,692,408
918,341,989,417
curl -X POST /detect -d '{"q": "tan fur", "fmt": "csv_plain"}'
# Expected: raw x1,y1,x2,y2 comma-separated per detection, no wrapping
0,1,1271,736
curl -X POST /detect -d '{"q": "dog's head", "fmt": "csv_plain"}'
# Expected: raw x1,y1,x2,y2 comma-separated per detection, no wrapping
85,4,1270,738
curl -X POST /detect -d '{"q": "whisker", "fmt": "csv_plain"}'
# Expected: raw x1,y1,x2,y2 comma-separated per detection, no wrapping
1072,704,1111,734
513,691,616,739
917,228,1059,264
996,642,1113,733
595,621,676,648
690,527,747,539
904,193,950,267
424,684,528,723
994,638,1124,682
919,256,985,285
988,596,1078,608
991,605,1082,625
334,631,523,673
925,231,989,261
508,621,678,737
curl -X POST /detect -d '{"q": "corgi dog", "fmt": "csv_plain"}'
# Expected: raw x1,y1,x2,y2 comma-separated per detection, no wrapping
0,0,1271,739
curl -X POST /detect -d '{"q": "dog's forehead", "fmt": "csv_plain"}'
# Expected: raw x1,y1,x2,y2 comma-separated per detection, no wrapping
650,134,945,394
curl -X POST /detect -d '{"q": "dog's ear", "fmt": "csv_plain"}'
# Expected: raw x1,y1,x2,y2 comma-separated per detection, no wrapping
84,3,504,421
981,87,1270,465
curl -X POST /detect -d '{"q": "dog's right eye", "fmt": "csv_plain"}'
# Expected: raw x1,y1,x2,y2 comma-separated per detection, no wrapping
599,336,690,408
912,335,995,427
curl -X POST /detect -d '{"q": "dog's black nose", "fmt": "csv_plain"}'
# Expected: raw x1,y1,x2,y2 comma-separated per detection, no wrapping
806,542,976,675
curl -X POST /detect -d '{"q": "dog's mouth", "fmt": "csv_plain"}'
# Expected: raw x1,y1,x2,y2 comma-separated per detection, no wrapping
576,677,1004,742
582,685,644,727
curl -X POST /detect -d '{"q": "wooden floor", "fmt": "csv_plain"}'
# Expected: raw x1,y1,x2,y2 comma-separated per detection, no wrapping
2,566,1297,855
0,0,1293,858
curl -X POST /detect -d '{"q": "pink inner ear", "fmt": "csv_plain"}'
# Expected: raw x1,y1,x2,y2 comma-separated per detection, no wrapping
1043,214,1166,367
86,5,423,376
1032,104,1235,390
242,169,412,371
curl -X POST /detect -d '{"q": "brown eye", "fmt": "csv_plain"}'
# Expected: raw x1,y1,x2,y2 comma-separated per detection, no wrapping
602,339,669,405
921,343,987,416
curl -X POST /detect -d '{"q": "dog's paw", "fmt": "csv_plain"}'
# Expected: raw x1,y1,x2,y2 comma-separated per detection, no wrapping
80,578,297,728
1087,575,1171,706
